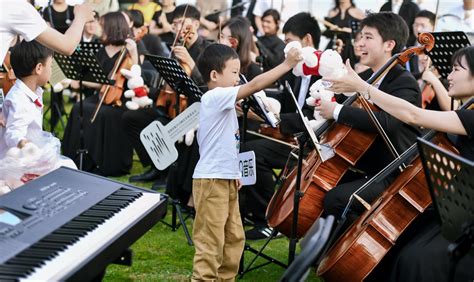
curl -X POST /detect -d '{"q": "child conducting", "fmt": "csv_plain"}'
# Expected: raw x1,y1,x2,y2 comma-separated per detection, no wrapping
191,43,302,281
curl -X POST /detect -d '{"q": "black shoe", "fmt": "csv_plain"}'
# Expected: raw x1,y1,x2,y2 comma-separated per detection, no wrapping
129,167,161,182
151,178,168,191
245,227,275,240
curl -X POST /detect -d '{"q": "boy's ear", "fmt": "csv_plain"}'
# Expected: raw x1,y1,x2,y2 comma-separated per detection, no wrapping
384,39,396,53
302,33,313,47
34,62,43,75
210,70,219,82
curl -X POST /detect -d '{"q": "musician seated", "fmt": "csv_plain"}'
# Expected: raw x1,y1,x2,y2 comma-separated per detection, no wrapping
242,12,321,240
62,11,138,176
317,12,422,225
256,9,285,72
328,45,474,282
0,40,76,169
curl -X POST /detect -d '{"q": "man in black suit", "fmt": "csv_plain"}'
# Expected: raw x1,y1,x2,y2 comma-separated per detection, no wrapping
242,12,321,240
316,12,422,222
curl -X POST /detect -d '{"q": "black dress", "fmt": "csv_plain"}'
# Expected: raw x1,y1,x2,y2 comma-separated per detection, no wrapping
381,109,474,282
323,8,358,65
62,48,133,176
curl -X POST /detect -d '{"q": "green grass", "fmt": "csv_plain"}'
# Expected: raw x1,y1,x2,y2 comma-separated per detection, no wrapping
42,90,320,281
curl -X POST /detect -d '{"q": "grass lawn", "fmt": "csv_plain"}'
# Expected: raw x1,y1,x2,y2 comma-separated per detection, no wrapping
42,90,321,281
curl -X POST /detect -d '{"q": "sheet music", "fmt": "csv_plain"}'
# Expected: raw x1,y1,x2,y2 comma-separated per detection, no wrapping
50,58,67,86
284,81,334,162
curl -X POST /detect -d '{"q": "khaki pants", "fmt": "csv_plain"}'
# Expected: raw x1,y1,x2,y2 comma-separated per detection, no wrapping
192,179,245,282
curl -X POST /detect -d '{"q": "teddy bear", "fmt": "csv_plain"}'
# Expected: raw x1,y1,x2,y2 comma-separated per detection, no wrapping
284,41,323,77
305,50,350,131
120,64,153,110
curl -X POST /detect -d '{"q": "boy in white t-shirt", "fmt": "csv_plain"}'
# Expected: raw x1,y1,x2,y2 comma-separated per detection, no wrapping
192,43,301,281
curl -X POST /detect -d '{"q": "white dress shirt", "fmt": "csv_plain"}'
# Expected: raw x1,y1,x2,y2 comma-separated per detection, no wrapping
0,79,43,151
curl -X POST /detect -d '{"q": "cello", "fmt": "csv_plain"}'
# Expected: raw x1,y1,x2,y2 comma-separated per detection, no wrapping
316,100,472,280
265,33,435,239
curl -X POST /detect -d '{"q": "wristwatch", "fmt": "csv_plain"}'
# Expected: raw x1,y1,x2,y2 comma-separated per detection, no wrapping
360,85,371,100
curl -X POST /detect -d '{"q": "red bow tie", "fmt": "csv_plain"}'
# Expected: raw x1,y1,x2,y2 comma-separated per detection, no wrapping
33,98,42,108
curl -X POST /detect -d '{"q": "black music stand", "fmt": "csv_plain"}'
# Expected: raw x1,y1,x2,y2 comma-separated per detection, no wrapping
418,138,474,281
427,32,471,79
144,54,204,246
54,43,111,170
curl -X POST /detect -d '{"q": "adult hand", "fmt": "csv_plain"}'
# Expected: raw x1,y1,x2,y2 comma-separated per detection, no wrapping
326,59,367,95
172,46,195,70
314,99,337,120
74,3,95,23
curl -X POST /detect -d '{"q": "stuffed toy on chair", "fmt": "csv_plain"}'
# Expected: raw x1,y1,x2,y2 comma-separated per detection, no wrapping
120,64,153,110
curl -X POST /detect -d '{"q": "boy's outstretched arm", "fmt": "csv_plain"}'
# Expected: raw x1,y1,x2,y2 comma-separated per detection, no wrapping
236,48,302,101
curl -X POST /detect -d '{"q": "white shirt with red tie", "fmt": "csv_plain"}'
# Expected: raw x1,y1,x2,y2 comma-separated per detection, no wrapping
1,79,43,150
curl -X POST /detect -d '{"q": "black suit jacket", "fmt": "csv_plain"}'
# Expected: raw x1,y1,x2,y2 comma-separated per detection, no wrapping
337,64,422,175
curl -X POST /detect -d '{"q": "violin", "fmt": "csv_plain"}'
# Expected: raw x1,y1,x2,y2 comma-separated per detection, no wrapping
90,26,147,122
155,10,195,119
0,52,16,94
265,33,436,239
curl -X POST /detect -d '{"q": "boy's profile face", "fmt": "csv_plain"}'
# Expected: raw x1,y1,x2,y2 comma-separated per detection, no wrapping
212,58,241,88
37,56,53,87
356,26,393,69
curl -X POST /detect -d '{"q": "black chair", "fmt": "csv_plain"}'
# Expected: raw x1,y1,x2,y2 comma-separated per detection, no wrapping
280,215,335,282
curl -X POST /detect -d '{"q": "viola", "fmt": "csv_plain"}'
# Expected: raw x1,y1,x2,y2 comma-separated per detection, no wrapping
421,83,436,108
265,33,436,239
91,26,147,123
155,16,195,119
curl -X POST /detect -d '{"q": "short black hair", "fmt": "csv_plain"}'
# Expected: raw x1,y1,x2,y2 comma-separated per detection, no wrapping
197,44,239,84
129,9,144,28
451,46,474,77
282,12,321,49
262,9,281,27
415,10,436,27
360,12,409,54
10,40,53,79
172,5,200,22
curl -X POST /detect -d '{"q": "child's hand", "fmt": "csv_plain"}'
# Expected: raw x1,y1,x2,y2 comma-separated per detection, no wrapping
284,47,303,68
74,3,95,23
237,179,242,190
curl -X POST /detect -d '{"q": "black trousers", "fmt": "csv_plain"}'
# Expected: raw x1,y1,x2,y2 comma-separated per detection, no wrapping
241,138,294,227
323,172,395,221
121,107,170,167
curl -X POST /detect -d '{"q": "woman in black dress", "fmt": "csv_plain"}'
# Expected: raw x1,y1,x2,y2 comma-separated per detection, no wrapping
328,46,474,282
62,11,138,176
324,0,364,64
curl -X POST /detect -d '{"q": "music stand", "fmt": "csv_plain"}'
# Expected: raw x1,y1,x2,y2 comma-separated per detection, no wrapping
427,32,471,79
54,43,111,170
418,138,474,281
144,54,203,246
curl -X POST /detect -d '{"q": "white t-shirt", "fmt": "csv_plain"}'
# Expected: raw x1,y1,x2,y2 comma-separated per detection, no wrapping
0,0,48,65
193,86,241,180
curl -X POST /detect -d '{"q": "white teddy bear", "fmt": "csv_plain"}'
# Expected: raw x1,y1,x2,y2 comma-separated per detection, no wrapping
305,50,350,131
284,41,322,77
120,64,153,110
